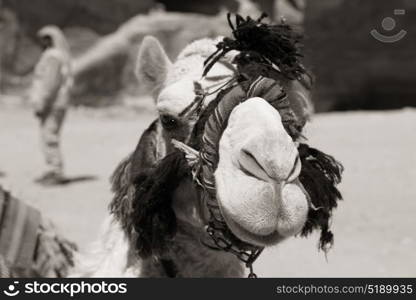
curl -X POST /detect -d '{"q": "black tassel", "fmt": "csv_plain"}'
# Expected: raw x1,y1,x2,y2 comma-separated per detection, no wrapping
203,13,306,80
131,151,191,258
298,143,344,251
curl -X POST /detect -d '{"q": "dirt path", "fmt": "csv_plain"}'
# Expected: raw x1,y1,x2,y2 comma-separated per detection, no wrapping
0,104,415,277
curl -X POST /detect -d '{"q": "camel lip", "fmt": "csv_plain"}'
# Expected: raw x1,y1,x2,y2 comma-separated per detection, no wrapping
220,209,285,246
215,181,285,246
216,175,308,246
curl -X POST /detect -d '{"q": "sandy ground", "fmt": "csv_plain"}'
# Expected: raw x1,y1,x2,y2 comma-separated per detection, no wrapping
0,101,415,277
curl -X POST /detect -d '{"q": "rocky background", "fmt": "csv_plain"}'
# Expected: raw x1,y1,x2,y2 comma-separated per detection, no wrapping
1,0,415,111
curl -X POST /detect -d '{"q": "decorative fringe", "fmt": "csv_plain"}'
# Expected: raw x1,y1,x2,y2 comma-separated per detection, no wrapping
109,155,132,233
110,120,160,236
130,151,191,258
203,13,306,80
298,143,344,251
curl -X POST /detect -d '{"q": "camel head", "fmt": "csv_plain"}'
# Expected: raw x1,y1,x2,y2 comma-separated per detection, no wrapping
110,33,342,266
135,36,237,151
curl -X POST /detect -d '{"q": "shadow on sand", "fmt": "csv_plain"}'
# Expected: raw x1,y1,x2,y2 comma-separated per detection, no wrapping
59,175,98,185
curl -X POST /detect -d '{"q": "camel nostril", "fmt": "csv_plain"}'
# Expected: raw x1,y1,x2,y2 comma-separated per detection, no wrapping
238,149,271,182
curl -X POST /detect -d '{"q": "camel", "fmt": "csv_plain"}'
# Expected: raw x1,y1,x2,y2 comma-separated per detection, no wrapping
71,17,342,277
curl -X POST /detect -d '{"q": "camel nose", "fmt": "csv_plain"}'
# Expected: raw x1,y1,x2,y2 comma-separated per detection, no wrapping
215,97,309,240
231,98,301,183
239,148,301,185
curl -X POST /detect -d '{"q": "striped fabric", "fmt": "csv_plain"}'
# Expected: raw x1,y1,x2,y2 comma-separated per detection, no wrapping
0,187,41,275
0,186,76,277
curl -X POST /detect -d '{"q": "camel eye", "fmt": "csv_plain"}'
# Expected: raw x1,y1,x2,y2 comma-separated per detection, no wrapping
160,114,179,130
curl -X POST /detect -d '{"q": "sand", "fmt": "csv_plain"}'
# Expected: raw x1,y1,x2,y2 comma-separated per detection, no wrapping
0,101,415,277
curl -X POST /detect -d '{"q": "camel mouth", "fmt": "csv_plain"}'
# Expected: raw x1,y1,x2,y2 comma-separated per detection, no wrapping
216,169,309,246
220,209,285,246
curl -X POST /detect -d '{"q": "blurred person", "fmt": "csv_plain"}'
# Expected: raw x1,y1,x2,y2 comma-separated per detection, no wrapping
30,25,73,185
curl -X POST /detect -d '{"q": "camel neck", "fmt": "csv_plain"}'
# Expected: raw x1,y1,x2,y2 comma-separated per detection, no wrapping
140,221,244,278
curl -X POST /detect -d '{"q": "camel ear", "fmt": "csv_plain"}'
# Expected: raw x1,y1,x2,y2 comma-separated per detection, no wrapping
135,36,172,97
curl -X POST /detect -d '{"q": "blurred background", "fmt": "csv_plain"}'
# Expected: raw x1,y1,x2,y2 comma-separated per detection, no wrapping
1,0,416,110
0,0,415,277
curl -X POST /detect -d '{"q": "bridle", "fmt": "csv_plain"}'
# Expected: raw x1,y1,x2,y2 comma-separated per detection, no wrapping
151,53,341,279
174,61,289,278
202,227,264,278
156,55,341,278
